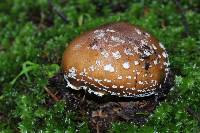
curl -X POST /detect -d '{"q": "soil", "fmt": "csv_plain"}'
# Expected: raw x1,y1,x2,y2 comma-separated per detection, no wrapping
47,71,174,133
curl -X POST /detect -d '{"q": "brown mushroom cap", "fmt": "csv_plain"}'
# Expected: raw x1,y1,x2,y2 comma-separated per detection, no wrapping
62,22,170,97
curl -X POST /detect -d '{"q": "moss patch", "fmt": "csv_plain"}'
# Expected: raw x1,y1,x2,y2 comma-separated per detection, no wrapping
0,0,200,132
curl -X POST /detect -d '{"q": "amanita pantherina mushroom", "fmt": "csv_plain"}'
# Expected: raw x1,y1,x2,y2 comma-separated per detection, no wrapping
62,22,170,97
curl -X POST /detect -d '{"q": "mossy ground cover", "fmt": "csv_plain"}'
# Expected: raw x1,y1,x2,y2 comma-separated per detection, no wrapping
0,0,200,132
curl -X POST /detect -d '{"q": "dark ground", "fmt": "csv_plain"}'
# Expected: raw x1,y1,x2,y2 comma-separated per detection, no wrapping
48,71,174,133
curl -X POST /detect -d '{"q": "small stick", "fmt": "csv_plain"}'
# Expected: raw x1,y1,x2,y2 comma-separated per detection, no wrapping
48,0,68,23
174,0,190,36
44,87,59,101
0,46,5,51
81,94,86,103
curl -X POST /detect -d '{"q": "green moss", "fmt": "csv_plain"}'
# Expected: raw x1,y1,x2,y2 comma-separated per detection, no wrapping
0,0,200,132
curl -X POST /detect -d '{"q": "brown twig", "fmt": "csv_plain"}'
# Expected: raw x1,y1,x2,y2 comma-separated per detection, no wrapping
0,46,5,51
174,0,190,36
44,86,59,101
48,0,68,23
96,122,100,133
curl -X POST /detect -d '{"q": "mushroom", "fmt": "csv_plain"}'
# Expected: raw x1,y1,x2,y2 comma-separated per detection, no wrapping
62,22,170,97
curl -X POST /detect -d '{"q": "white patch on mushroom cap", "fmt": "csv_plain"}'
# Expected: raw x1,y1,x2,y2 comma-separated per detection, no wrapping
75,44,82,49
91,44,98,50
135,28,142,35
120,86,124,88
138,81,143,85
117,75,123,79
104,64,115,72
87,87,104,96
96,60,101,66
124,48,134,55
106,29,115,32
94,78,102,83
153,59,158,65
144,32,150,38
101,50,109,58
126,76,131,79
94,30,105,39
163,62,169,66
159,42,166,50
89,65,95,71
140,58,144,61
143,49,152,57
162,52,168,58
137,72,140,75
141,40,147,45
67,67,77,79
134,61,139,65
112,85,118,88
111,36,125,43
112,51,121,59
104,79,112,82
64,75,81,90
134,46,139,54
122,62,130,69
152,44,157,50
87,76,93,80
80,68,88,76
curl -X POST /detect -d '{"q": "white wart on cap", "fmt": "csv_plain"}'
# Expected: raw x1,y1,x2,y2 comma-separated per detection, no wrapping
62,22,170,97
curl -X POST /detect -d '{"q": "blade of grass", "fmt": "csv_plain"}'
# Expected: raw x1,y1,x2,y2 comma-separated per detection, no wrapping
10,61,40,86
